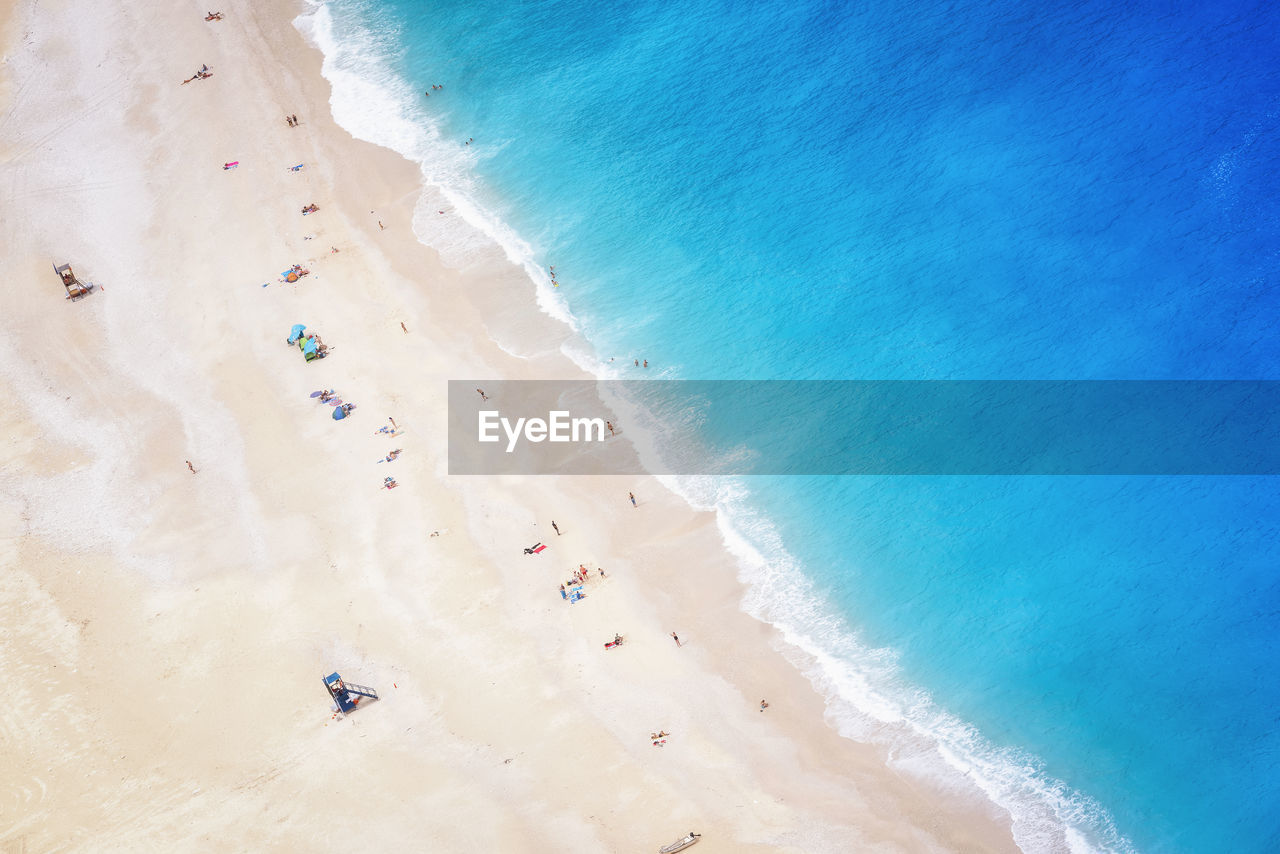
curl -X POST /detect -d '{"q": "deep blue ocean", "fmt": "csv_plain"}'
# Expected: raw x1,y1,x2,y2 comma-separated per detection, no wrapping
298,1,1280,850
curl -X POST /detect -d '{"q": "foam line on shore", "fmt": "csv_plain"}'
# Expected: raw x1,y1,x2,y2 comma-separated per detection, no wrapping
704,480,1132,854
294,1,578,337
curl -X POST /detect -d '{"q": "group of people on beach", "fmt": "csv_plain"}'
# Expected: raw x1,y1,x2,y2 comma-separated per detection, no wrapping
310,392,402,484
564,563,602,587
557,562,606,602
291,327,327,356
375,420,405,487
285,114,300,127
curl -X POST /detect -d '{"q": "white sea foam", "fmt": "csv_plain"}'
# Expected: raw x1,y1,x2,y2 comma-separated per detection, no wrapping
295,1,580,337
294,5,1134,851
685,478,1134,854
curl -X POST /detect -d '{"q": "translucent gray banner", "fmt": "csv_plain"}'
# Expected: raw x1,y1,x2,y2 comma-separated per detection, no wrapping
447,381,1280,475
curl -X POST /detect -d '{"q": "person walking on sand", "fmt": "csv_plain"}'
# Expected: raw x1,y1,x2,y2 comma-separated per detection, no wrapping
671,632,681,647
551,520,560,536
186,460,197,474
629,491,636,507
606,421,615,436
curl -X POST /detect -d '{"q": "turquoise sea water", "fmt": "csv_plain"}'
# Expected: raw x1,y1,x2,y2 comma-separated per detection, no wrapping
298,2,1280,850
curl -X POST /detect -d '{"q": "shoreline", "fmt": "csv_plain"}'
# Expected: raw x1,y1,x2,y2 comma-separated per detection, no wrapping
1,0,1024,851
294,5,1126,851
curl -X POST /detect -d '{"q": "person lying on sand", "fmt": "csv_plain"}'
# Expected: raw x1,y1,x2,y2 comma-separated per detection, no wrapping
182,68,213,85
206,12,224,21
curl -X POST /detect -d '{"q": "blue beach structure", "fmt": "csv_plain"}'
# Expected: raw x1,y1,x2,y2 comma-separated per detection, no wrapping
323,672,379,715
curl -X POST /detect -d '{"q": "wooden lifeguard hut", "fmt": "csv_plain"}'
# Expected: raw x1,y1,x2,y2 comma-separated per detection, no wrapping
323,672,379,716
54,262,93,300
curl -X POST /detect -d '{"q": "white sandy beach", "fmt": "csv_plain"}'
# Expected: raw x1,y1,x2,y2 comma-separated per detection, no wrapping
0,1,1021,851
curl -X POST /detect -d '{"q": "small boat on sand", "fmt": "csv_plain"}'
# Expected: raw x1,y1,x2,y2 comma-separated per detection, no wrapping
658,832,701,853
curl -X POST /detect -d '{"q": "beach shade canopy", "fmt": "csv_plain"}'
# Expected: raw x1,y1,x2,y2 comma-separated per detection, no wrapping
302,337,318,356
332,406,347,420
288,323,307,344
